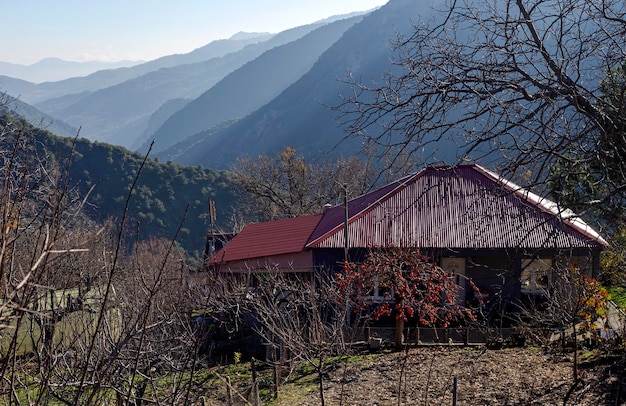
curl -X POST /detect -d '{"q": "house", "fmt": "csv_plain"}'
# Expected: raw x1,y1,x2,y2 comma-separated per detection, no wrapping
210,164,607,307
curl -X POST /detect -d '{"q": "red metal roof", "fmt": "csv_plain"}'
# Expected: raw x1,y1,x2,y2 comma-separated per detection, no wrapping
210,214,322,264
306,164,607,250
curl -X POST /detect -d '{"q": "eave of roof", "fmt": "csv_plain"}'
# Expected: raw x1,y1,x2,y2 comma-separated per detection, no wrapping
476,165,608,246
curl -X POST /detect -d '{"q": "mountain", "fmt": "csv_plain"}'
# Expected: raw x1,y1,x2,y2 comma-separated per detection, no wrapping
142,14,364,154
0,94,78,138
158,0,433,169
0,112,236,253
0,75,39,100
0,58,141,84
32,18,357,149
134,98,191,150
0,33,274,105
230,32,272,40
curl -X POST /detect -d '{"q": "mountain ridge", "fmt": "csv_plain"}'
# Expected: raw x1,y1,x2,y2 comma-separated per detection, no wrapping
0,93,79,138
0,112,236,252
158,0,428,169
1,34,274,105
143,14,365,154
0,58,142,83
34,16,364,148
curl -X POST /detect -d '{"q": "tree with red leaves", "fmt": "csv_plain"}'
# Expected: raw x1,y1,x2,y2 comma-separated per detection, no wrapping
336,247,477,349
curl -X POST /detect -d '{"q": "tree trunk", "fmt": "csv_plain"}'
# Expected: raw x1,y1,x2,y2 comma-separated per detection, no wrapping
395,318,404,349
318,357,326,406
572,322,578,382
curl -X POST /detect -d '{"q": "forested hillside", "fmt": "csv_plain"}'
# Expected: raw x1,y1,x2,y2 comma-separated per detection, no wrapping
0,114,236,253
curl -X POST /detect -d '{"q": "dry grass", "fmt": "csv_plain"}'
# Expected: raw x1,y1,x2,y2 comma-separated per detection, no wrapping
264,347,624,406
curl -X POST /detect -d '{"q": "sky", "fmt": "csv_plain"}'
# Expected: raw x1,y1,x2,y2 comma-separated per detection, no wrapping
2,1,389,65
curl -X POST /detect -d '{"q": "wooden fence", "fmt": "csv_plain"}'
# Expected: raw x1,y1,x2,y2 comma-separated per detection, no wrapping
361,326,529,347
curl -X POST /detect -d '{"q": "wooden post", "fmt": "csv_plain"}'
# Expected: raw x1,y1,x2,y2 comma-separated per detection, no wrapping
452,376,458,406
251,357,257,385
272,363,279,399
395,318,404,349
226,376,233,406
463,328,469,346
365,326,370,341
253,381,261,406
415,327,420,345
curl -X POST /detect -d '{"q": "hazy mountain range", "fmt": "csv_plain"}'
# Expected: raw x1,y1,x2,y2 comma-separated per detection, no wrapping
139,14,365,154
156,0,433,169
0,32,273,104
0,94,79,138
0,2,433,171
0,58,141,84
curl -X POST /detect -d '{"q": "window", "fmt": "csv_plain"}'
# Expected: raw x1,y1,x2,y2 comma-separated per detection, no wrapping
520,258,553,294
440,257,466,305
363,276,394,304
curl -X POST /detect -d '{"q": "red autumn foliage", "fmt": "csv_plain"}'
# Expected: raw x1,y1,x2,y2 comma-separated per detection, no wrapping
336,247,477,328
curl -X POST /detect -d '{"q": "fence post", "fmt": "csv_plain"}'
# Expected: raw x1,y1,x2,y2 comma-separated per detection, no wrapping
251,357,257,385
463,328,469,346
415,327,420,345
253,381,261,406
273,363,279,399
226,376,233,406
452,376,458,406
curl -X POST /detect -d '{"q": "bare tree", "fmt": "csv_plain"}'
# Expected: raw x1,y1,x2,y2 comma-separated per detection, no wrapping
517,263,609,391
0,108,210,405
339,0,626,231
229,147,381,223
208,268,349,406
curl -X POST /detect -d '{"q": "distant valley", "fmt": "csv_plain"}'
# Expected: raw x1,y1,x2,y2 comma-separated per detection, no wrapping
0,0,440,252
0,4,424,170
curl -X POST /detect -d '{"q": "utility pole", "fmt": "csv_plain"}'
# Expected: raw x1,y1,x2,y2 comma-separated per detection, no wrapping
342,184,351,327
203,199,217,265
343,184,349,263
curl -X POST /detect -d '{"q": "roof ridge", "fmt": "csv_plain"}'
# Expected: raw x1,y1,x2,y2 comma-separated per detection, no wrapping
305,169,424,247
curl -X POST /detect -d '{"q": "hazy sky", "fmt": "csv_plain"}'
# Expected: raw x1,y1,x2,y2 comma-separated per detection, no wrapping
2,1,389,64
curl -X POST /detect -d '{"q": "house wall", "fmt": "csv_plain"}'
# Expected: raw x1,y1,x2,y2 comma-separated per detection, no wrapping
465,248,601,297
312,248,370,275
313,246,603,330
215,251,314,273
316,247,602,305
555,254,597,276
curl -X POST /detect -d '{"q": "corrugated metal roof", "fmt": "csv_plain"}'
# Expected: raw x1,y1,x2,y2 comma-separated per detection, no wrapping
306,164,607,250
210,214,322,264
306,176,410,244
